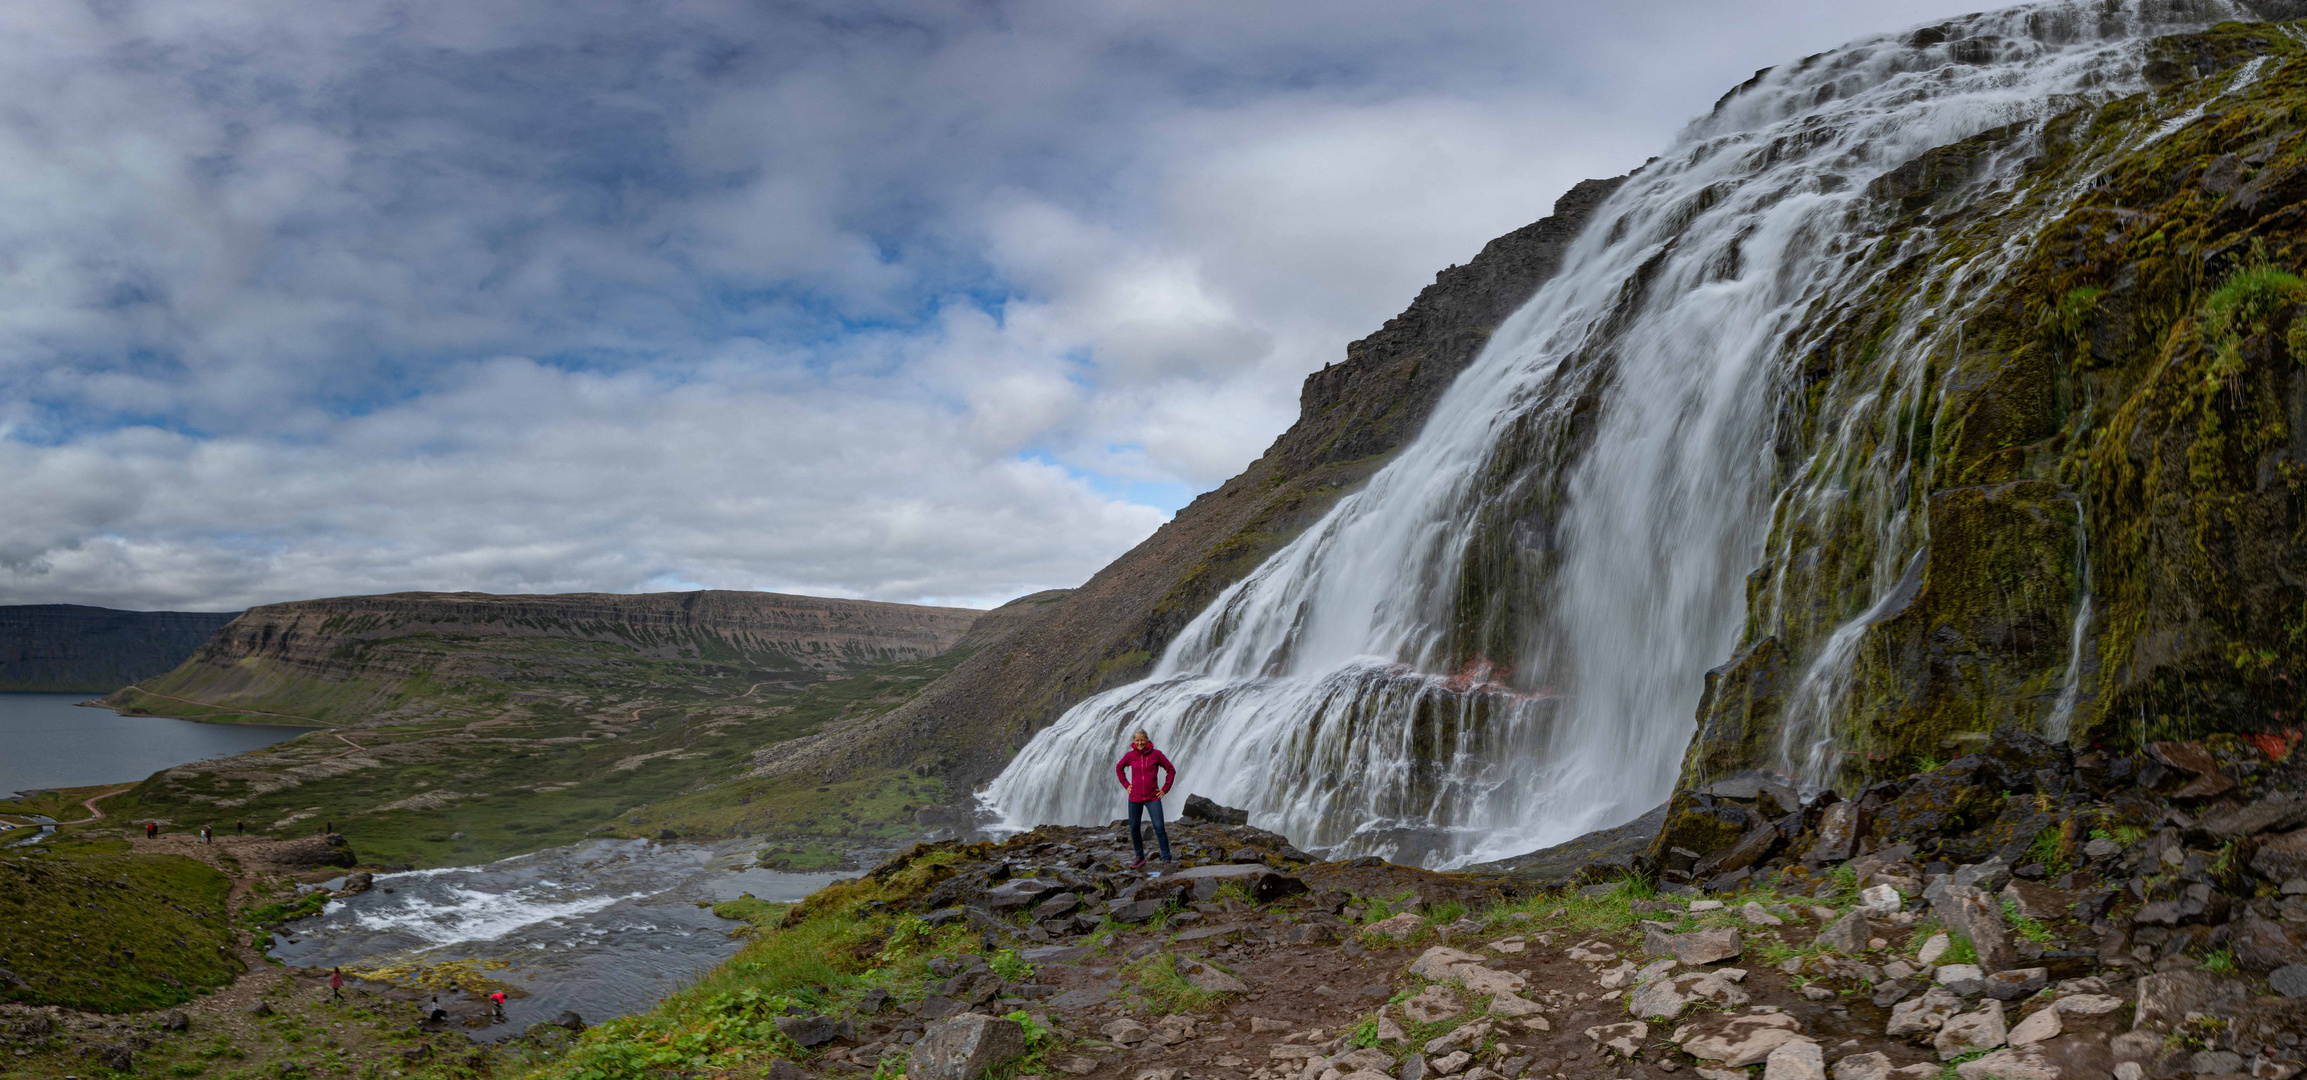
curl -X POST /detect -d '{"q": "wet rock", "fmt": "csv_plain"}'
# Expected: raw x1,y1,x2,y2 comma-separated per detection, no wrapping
1886,987,1964,1037
1675,1012,1806,1067
2201,794,2307,839
1832,1052,1892,1080
1108,899,1165,923
1954,1047,2057,1080
1404,985,1465,1023
1646,928,1743,965
1179,794,1248,827
909,1013,1027,1080
1585,1022,1647,1057
2006,1007,2060,1045
1809,803,1869,864
2237,912,2307,972
1031,894,1081,921
2148,741,2235,799
1817,911,1869,954
1765,1039,1826,1080
1630,972,1749,1020
1934,1001,2007,1060
916,996,966,1020
336,871,374,896
552,1011,586,1031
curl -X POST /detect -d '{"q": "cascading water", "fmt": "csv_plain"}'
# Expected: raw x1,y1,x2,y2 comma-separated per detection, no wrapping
985,0,2254,868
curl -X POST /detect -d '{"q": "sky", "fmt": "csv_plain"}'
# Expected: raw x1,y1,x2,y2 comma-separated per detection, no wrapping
0,0,1984,613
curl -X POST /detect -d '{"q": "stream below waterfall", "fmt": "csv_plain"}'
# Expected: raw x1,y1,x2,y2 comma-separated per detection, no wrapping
265,838,849,1039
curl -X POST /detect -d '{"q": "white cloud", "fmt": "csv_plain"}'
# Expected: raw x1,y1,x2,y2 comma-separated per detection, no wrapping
0,0,1991,611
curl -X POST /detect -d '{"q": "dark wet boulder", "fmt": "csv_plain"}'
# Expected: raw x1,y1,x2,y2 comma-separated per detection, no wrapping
1869,762,2004,845
908,1013,1026,1080
1182,795,1248,826
159,1010,189,1032
552,1011,586,1031
775,1013,848,1047
1471,800,1666,884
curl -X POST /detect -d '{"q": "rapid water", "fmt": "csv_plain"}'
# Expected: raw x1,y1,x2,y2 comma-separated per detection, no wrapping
267,839,843,1038
986,0,2251,867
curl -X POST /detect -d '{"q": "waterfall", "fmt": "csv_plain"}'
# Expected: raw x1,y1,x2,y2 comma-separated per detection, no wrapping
984,0,2249,868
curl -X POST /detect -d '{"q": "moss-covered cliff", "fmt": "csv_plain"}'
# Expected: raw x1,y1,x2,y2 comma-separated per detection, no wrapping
1681,20,2307,795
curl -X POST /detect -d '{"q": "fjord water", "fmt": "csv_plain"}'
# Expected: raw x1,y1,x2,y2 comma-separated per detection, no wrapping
0,692,312,798
986,0,2246,867
269,838,842,1038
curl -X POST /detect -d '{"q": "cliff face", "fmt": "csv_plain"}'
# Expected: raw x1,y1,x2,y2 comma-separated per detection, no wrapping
1675,22,2307,810
0,605,240,692
747,176,1627,789
105,590,983,724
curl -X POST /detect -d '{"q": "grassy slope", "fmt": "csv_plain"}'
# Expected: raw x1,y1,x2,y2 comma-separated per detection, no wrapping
0,836,241,1011
107,649,974,869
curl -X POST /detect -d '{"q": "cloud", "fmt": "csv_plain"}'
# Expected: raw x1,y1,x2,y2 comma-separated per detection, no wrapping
0,0,1988,611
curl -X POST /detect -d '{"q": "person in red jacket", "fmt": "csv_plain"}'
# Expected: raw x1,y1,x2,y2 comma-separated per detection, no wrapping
1114,730,1176,868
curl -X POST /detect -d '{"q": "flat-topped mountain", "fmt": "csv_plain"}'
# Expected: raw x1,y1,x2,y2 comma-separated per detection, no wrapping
0,605,241,692
103,589,983,726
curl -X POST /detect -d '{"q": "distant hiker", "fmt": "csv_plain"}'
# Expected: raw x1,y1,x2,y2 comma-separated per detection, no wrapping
489,990,507,1020
324,820,333,834
1114,730,1176,868
428,995,446,1023
199,825,211,844
329,968,344,1001
144,823,156,839
235,820,243,835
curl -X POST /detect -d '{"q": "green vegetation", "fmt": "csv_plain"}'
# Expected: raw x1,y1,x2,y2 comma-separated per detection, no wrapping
0,837,240,1011
1122,952,1233,1012
107,647,975,869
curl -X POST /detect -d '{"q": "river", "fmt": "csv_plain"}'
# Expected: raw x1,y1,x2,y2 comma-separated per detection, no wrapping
267,837,849,1038
0,692,314,799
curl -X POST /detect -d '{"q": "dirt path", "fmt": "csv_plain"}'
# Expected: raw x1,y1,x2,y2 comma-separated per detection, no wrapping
48,786,133,826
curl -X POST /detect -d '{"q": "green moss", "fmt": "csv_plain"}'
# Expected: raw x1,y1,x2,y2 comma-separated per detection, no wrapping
0,840,241,1011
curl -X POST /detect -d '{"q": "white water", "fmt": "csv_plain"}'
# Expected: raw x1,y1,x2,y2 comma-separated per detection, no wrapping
986,0,2251,867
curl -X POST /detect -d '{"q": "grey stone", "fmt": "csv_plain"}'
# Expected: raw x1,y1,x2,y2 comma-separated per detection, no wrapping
2191,1051,2245,1075
1181,794,1249,826
909,1013,1028,1080
1954,1048,2057,1080
1403,984,1464,1023
1832,1052,1892,1080
2084,838,2122,861
2274,964,2307,998
1401,1054,1428,1080
1676,1012,1808,1067
1646,927,1743,965
1982,968,2046,1001
1629,972,1748,1020
1934,1001,2007,1061
1886,987,1964,1037
1765,1039,1827,1080
916,996,966,1020
159,1010,190,1032
1102,1019,1150,1045
777,1014,844,1047
1811,803,1868,863
1949,859,2012,894
2134,970,2250,1030
1817,911,1869,954
96,1043,133,1072
1108,899,1165,923
1935,964,1986,997
767,1060,812,1080
1583,1022,1647,1057
1176,956,1246,994
1930,885,2015,974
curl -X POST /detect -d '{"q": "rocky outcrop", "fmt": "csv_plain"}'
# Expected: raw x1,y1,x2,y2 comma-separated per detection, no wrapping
0,605,238,692
749,176,1627,789
104,590,983,724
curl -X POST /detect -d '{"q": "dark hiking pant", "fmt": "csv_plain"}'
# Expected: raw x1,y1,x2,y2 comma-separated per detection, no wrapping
1128,798,1172,862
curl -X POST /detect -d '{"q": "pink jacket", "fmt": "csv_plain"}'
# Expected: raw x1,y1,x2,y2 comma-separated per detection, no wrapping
1115,745,1175,803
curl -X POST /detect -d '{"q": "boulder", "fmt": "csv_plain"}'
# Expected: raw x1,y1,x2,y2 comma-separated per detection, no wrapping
1630,972,1749,1020
1816,911,1869,954
1809,803,1869,863
1176,957,1246,994
1934,964,1985,997
1646,928,1743,965
1403,985,1465,1023
1856,885,1903,918
1916,934,1951,965
1584,1022,1647,1057
159,1010,189,1032
1408,947,1486,980
1765,1039,1827,1080
1886,987,1964,1037
1428,1020,1494,1056
2274,964,2307,998
1981,968,2046,1001
1432,1050,1473,1076
1181,795,1249,826
1953,1047,2057,1080
2049,994,2122,1016
1997,881,2068,922
1934,1001,2007,1060
2254,829,2307,881
1487,989,1544,1017
1367,913,1425,938
1102,1019,1150,1045
776,1014,845,1047
2235,911,2307,972
1929,885,2014,973
1832,1052,1892,1080
764,1060,810,1080
96,1044,134,1072
2132,970,2249,1030
1453,965,1526,996
909,1013,1028,1080
1675,1012,1806,1067
2006,1007,2060,1045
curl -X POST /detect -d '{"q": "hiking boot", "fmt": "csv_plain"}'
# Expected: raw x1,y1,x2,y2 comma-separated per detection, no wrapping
1129,858,1147,869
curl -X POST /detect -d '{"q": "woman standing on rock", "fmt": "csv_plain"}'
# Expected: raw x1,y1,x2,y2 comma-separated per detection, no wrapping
1114,730,1175,868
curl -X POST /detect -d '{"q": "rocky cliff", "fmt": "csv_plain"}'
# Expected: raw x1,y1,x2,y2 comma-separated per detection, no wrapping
0,605,240,692
104,590,983,725
746,176,1626,789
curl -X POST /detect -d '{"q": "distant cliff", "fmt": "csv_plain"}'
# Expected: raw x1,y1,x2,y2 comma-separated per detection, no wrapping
0,605,240,692
104,590,983,725
744,176,1628,789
